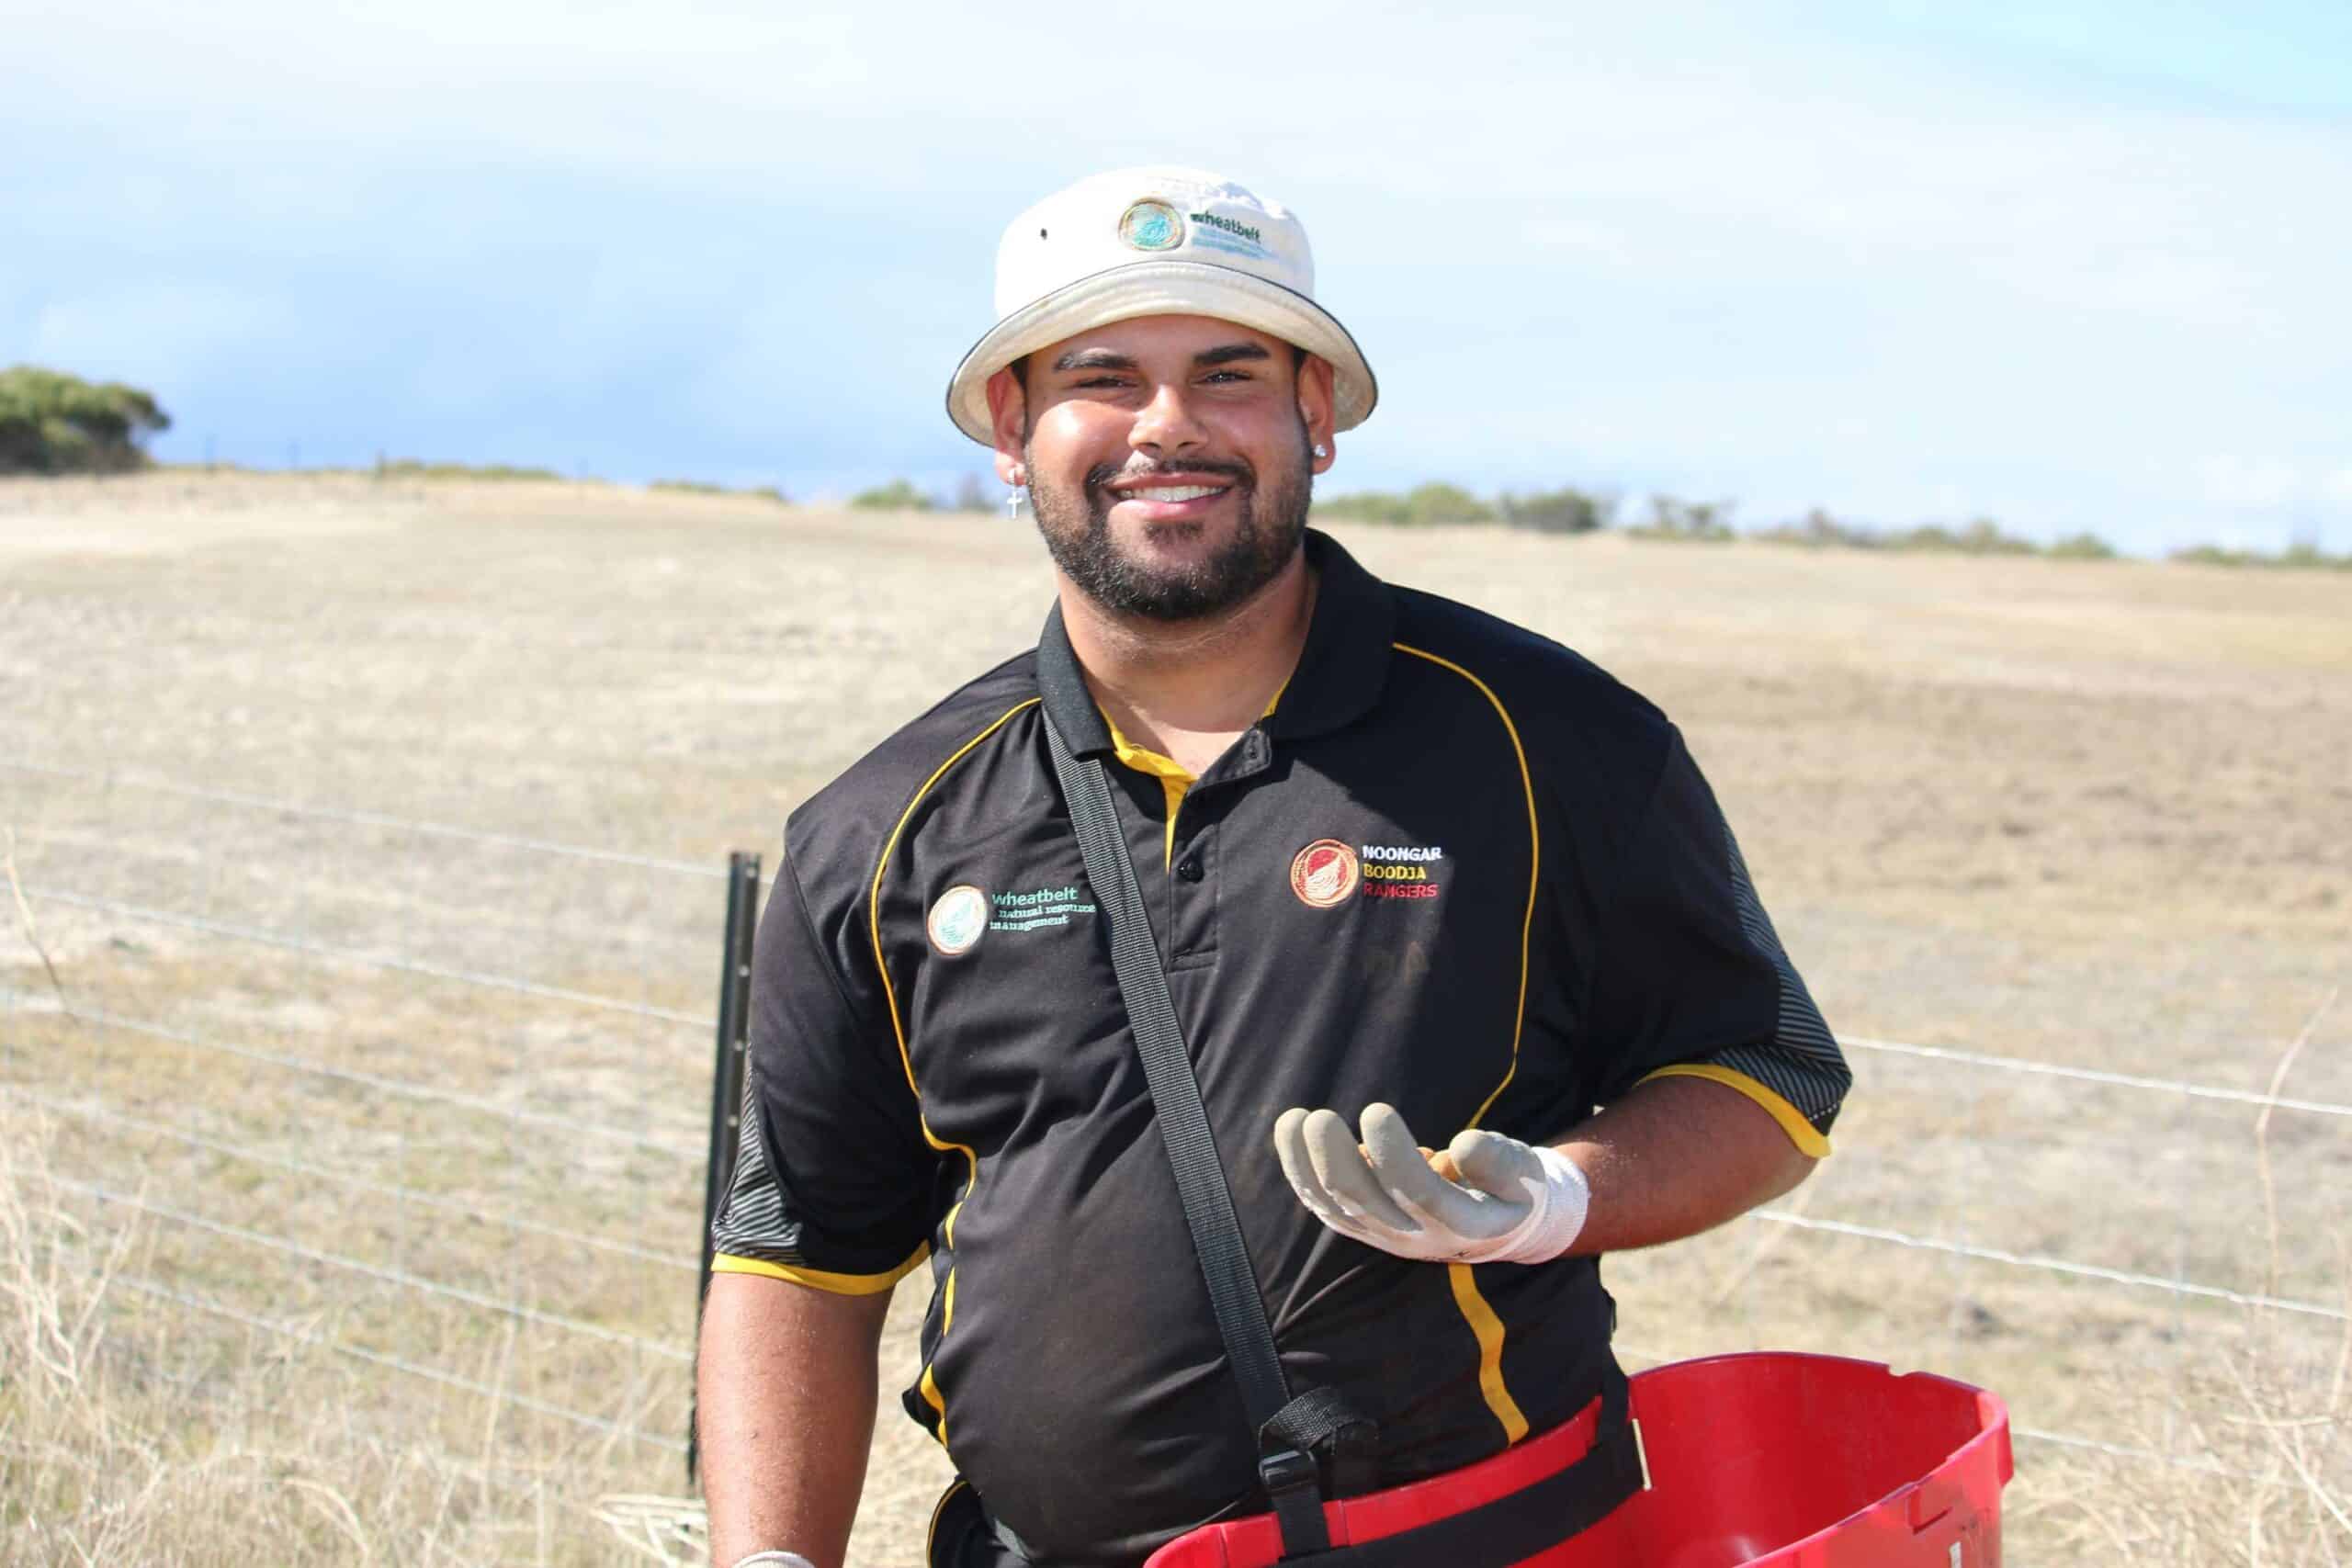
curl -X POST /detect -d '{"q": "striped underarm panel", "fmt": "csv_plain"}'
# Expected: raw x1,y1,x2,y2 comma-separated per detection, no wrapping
707,1064,933,1289
1654,818,1851,1151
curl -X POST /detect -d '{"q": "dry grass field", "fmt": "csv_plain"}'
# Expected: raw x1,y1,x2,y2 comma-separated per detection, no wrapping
3,470,2348,1565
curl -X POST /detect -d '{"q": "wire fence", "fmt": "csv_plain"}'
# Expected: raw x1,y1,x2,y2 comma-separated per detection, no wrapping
0,759,725,879
6,757,2346,1523
22,886,714,1031
115,1275,687,1455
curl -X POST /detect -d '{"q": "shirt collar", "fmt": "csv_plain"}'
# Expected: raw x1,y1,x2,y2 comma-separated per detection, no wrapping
1034,528,1395,759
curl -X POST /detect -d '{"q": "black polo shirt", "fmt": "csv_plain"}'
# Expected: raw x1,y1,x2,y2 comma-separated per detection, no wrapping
712,530,1849,1568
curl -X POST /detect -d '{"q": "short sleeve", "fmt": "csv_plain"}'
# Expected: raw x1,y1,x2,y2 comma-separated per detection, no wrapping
1583,728,1851,1154
709,854,937,1292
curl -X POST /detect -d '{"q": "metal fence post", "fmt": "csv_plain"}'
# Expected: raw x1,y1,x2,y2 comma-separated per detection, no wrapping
690,850,761,1483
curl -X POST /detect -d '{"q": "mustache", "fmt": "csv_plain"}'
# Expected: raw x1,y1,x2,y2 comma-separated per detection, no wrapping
1084,456,1256,494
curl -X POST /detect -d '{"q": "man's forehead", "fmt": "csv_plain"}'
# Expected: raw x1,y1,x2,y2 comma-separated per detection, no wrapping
1034,313,1293,365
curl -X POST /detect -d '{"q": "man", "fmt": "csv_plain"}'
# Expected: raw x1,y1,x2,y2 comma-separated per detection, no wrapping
698,167,1850,1568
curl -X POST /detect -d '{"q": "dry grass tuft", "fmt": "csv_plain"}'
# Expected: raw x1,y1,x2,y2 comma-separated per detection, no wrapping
0,1104,630,1565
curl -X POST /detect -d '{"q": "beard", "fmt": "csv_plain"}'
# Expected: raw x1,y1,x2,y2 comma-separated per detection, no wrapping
1026,423,1313,622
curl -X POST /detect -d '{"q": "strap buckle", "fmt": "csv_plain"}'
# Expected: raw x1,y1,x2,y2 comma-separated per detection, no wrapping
1260,1447,1330,1557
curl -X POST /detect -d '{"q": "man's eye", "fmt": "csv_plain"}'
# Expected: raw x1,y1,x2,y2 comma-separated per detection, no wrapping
1074,377,1130,389
1203,370,1250,384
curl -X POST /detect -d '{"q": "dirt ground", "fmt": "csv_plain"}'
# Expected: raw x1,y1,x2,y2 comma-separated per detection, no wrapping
3,471,2347,1564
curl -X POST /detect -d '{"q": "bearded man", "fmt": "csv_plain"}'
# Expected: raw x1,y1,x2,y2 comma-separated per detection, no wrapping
696,167,1851,1568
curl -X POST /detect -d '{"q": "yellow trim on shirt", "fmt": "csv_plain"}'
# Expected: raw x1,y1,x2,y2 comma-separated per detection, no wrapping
1391,643,1541,1448
1098,684,1283,872
709,1244,928,1295
1638,1064,1832,1158
867,695,1042,1459
1447,1263,1531,1445
1102,714,1194,870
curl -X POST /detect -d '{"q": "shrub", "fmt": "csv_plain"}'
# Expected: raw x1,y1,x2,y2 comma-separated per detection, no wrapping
850,479,936,512
1758,508,2116,560
2172,541,2352,570
1625,495,1736,542
1499,486,1615,534
374,457,563,481
648,479,789,502
0,366,171,475
1316,481,1495,525
2046,533,2118,560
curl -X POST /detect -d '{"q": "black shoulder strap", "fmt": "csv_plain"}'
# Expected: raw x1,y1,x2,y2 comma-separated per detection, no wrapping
1044,710,1352,1558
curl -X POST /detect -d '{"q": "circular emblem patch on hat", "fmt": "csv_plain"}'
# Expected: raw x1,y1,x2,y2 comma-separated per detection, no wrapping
1289,840,1361,909
927,884,990,956
1117,198,1185,252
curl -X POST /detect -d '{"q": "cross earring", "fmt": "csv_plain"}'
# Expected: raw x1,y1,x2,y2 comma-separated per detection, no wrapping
1006,486,1028,519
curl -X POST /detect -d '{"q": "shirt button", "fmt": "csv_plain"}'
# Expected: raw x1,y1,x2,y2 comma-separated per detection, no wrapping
1176,855,1204,883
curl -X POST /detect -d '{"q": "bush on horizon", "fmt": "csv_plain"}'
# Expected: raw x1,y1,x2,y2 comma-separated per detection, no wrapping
0,366,171,475
1623,495,1737,542
1314,481,1496,526
375,457,563,482
2173,541,2352,570
851,478,937,513
650,478,791,503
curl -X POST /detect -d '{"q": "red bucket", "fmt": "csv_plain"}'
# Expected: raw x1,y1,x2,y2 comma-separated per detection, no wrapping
1147,1353,2012,1568
1568,1353,2013,1566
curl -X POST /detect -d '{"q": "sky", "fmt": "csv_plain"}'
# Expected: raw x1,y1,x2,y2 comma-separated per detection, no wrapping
6,0,2348,555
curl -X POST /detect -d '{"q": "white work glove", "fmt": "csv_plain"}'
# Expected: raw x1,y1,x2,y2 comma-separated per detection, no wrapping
1272,1102,1589,1266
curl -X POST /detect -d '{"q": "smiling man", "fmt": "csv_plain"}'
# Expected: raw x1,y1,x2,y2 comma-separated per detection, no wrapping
695,168,1853,1568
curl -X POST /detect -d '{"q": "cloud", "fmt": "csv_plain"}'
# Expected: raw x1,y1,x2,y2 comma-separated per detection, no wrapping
6,0,2348,551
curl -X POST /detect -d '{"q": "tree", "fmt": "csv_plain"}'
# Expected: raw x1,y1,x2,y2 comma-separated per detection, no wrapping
0,367,172,475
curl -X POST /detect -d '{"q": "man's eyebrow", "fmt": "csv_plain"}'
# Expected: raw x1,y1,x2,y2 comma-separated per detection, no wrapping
1050,348,1138,373
1195,344,1273,367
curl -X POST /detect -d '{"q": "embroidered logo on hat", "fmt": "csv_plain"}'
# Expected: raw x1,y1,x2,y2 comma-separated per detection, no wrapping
944,166,1380,446
1117,198,1184,252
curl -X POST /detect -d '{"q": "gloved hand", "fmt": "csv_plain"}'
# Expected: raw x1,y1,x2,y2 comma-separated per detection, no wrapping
1272,1102,1589,1266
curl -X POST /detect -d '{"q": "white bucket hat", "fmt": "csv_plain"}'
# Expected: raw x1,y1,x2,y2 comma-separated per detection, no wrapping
944,166,1377,445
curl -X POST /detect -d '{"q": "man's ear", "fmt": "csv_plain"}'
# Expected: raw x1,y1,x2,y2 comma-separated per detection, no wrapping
986,367,1028,486
1298,354,1338,476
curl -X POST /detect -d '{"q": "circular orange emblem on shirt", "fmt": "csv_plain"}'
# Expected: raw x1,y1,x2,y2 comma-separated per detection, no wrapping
1289,839,1360,908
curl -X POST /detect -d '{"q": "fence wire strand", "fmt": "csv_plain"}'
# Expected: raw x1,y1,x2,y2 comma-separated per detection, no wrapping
3,1081,697,1272
5,759,724,879
1844,1033,2352,1120
1750,1209,2350,1322
22,886,714,1031
1,988,698,1157
54,1174,694,1364
114,1274,686,1454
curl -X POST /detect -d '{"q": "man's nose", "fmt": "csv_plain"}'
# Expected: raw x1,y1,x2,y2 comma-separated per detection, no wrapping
1128,380,1207,456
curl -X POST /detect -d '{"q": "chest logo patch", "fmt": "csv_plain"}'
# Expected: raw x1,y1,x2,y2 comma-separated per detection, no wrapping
1289,839,1360,908
926,885,990,956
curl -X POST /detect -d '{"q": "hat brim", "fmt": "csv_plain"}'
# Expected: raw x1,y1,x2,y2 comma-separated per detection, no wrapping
944,260,1377,446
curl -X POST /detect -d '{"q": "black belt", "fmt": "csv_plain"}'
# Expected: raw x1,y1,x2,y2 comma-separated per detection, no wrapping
926,1369,1641,1568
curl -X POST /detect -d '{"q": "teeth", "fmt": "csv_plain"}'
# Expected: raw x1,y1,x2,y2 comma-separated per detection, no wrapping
1129,485,1220,502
